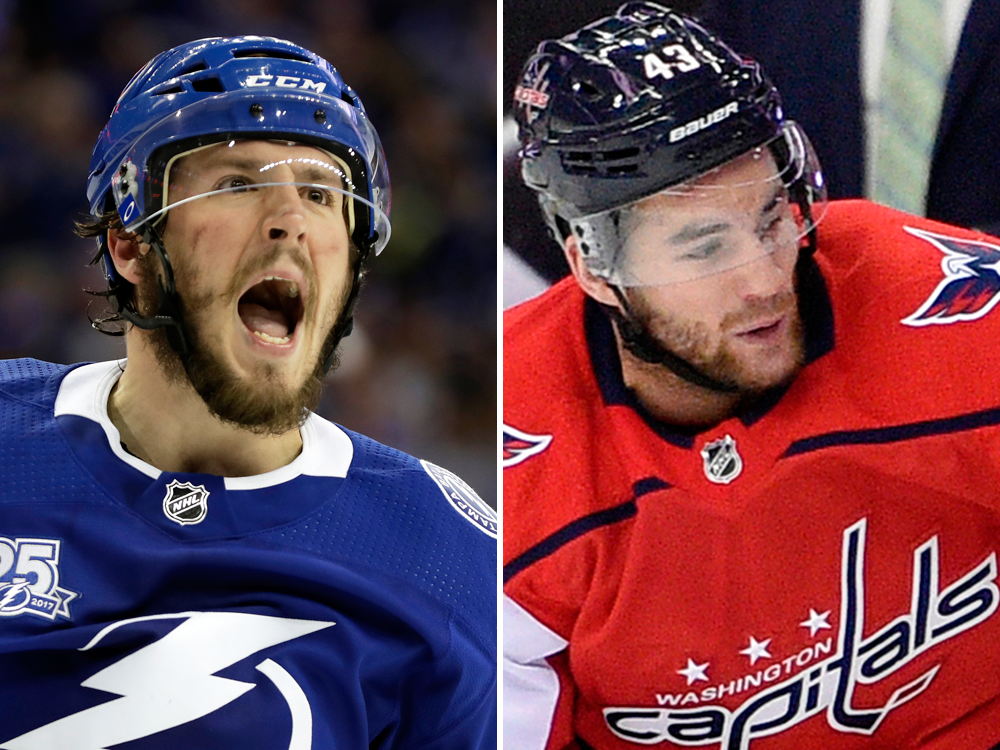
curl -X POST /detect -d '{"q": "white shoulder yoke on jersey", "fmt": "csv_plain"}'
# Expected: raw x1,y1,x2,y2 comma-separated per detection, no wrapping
53,360,354,489
503,593,568,750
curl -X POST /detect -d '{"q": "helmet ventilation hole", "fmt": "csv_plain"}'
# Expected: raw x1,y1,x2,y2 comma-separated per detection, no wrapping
150,83,184,96
571,80,603,101
190,77,224,93
232,49,311,63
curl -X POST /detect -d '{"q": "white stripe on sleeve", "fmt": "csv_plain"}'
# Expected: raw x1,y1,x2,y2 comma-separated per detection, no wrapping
503,594,570,750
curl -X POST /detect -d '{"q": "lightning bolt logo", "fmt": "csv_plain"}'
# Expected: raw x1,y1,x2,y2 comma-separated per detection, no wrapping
0,611,333,749
0,581,29,610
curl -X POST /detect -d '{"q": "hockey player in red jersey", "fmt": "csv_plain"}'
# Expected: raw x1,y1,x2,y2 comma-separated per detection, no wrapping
503,3,1000,749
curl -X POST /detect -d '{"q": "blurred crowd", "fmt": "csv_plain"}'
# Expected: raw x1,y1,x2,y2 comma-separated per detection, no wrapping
0,0,497,504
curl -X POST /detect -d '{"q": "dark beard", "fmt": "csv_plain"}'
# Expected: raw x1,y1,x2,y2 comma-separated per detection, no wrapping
624,289,805,395
135,249,344,436
179,320,338,436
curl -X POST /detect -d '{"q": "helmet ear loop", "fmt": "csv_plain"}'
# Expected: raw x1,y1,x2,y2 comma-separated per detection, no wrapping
791,184,819,258
768,129,819,258
117,222,191,359
603,284,741,394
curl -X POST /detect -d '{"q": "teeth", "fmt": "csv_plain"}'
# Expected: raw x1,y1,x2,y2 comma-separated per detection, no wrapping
253,330,291,345
263,275,299,298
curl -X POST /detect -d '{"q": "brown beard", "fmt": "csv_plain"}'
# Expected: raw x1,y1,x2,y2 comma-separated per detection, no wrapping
134,247,346,436
628,289,805,394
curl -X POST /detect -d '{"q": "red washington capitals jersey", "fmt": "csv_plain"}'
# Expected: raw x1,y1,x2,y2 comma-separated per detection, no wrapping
503,201,1000,750
0,359,496,749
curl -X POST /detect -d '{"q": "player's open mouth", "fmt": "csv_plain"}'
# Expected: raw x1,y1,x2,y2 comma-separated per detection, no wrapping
237,275,305,347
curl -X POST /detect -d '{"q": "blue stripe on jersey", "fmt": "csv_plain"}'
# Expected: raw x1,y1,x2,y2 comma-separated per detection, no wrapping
782,405,1000,457
503,477,670,584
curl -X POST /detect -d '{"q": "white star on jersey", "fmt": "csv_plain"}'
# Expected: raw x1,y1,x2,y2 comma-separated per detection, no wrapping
739,636,772,665
800,608,832,637
677,658,710,686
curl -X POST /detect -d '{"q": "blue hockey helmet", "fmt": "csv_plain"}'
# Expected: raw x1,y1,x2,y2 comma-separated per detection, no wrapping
85,36,391,370
87,35,391,259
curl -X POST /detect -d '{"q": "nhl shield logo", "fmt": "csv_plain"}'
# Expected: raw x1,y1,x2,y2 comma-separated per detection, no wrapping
701,434,742,484
162,480,210,525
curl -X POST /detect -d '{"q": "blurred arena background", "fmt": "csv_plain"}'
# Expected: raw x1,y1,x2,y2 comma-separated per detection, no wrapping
0,0,497,505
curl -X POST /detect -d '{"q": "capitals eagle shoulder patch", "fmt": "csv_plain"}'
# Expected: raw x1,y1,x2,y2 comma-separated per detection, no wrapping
502,423,552,469
903,226,1000,327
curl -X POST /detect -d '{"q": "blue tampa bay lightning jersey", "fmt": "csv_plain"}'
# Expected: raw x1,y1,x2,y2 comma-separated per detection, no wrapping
0,359,497,749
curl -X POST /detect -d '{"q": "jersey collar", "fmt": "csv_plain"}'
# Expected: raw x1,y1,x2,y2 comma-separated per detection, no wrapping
53,360,354,489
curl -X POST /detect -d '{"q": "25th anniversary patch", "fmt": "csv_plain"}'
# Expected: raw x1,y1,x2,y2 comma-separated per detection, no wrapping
0,536,77,620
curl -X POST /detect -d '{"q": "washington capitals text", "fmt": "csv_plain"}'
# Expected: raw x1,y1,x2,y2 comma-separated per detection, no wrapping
604,519,999,749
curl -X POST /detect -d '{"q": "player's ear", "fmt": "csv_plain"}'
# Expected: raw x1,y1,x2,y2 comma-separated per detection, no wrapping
105,228,148,285
563,233,620,308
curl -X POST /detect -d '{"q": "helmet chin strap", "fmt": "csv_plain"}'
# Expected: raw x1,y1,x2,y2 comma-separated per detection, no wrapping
320,238,373,374
604,285,742,394
117,223,191,359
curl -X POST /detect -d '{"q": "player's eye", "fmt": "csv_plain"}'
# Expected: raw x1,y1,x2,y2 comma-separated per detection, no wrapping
680,240,723,261
756,191,789,239
217,176,255,193
304,187,333,205
758,215,782,239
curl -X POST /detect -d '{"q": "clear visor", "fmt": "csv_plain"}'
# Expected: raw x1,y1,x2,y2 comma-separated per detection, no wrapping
571,122,826,287
121,142,391,254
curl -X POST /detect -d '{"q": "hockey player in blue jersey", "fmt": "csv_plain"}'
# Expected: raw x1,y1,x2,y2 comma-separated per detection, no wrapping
0,37,496,748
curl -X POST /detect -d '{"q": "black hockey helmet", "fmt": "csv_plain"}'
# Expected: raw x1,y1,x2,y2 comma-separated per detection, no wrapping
513,2,825,286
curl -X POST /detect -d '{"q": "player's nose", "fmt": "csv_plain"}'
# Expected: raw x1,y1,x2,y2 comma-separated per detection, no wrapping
261,184,308,244
732,240,789,300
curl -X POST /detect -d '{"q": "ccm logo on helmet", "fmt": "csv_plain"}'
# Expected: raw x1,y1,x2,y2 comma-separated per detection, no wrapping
669,101,739,143
244,74,327,93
